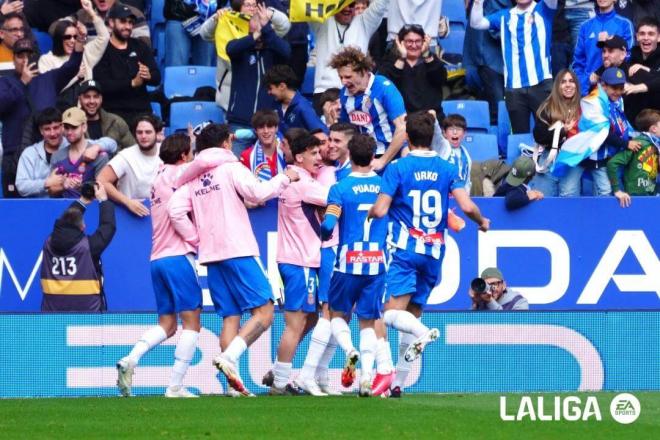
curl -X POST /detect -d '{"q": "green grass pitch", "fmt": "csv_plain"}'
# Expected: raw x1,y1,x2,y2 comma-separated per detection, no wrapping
1,393,658,439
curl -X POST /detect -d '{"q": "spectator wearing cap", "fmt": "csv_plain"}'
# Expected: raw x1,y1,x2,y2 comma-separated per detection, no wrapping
163,0,217,67
264,64,327,135
93,4,160,127
97,114,162,216
379,24,447,123
38,0,109,95
590,36,630,89
470,267,529,310
470,0,558,134
16,106,117,197
572,0,633,97
624,18,660,124
78,79,135,150
494,156,543,210
49,106,113,198
0,37,83,197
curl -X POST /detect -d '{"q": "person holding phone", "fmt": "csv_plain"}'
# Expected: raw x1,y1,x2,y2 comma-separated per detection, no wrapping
0,36,84,197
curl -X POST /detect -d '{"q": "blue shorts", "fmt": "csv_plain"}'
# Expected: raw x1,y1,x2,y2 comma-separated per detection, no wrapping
318,246,337,303
151,255,202,315
329,272,385,320
278,263,318,313
207,256,273,317
385,248,445,308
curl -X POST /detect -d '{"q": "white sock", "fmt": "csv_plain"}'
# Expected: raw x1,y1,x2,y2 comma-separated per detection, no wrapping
375,338,394,374
273,360,292,389
392,332,416,389
300,318,331,381
359,328,377,379
331,317,355,354
223,336,247,364
127,325,168,364
383,310,429,338
169,329,198,388
316,334,337,384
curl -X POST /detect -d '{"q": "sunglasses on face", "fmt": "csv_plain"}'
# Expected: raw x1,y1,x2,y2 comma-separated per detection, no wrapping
62,34,78,40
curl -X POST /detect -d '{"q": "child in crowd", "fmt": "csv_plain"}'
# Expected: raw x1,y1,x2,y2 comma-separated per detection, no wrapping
495,156,544,210
440,114,472,192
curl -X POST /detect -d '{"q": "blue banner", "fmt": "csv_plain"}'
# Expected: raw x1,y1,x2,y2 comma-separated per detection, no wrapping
0,311,657,397
0,198,659,311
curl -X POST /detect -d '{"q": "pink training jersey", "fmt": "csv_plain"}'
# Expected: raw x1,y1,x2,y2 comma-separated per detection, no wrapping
169,148,291,264
277,165,329,267
316,164,339,248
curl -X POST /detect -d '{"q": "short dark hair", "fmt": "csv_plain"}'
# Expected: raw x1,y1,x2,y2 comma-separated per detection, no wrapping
634,109,660,132
230,0,247,12
36,107,63,128
329,122,357,138
131,114,162,135
636,16,659,32
251,109,279,129
329,47,375,73
196,123,232,151
406,111,435,148
159,133,191,164
291,134,321,158
348,133,375,167
441,114,467,131
284,127,308,146
310,127,326,136
52,20,75,57
318,88,340,110
60,207,83,229
0,12,24,27
263,64,299,90
398,23,425,42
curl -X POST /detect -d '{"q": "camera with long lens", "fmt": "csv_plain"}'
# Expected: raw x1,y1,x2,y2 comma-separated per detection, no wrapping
470,277,491,295
81,181,96,200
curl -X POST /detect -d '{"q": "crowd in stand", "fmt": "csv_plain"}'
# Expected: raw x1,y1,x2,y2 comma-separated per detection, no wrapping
0,0,658,204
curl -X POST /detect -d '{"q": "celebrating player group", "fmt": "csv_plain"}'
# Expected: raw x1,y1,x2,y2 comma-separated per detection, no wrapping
115,111,489,399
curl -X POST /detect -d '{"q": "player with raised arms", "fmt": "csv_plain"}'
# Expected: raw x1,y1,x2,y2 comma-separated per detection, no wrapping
369,111,490,397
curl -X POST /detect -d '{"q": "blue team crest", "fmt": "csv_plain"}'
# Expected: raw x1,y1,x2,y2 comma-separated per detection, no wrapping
249,55,257,65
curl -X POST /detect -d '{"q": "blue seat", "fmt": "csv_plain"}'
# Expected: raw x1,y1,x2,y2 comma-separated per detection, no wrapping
34,30,52,54
300,66,315,97
169,101,225,130
497,100,510,153
151,102,162,119
163,66,216,98
506,133,535,165
442,100,490,132
438,28,465,56
442,0,467,27
150,0,166,29
462,133,499,162
152,27,166,71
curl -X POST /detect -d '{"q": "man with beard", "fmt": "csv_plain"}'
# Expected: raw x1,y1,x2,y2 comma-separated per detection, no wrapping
97,114,162,217
92,4,160,126
78,79,135,150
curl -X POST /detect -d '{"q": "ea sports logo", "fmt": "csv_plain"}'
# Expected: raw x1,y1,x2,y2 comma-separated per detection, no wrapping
610,393,640,424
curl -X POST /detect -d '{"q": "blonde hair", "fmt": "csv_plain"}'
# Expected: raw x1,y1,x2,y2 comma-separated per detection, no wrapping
536,69,581,126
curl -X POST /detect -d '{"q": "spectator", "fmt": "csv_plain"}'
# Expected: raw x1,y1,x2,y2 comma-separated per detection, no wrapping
40,182,116,311
379,24,447,123
93,4,161,126
470,0,558,134
387,0,441,50
470,267,529,310
330,47,406,171
164,0,216,66
49,106,113,198
264,64,326,135
279,0,309,85
440,114,472,192
327,122,356,180
38,0,109,98
624,18,660,124
564,0,595,52
317,87,340,127
494,156,544,210
614,0,660,28
77,80,135,150
52,0,151,47
310,0,388,109
0,11,27,77
531,69,581,196
239,110,287,180
281,126,307,164
607,108,660,206
22,0,77,33
551,0,573,76
0,37,83,197
469,159,511,196
97,113,161,216
16,106,116,197
199,0,290,111
225,3,290,155
572,0,634,96
354,0,368,14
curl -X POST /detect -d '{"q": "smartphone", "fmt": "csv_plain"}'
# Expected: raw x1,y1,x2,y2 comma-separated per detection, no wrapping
28,53,39,68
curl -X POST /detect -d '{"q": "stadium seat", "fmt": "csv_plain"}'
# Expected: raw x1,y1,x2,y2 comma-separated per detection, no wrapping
169,101,225,131
150,0,166,28
163,66,216,99
462,133,499,162
506,133,535,165
301,66,315,97
438,28,465,56
442,100,490,132
442,0,467,28
151,102,162,119
34,30,52,54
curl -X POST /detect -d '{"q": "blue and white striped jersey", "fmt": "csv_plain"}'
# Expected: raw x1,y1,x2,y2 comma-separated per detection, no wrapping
487,1,555,89
380,150,463,259
327,172,388,275
339,74,406,155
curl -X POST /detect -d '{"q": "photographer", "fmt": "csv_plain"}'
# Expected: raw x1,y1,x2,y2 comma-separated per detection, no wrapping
40,182,116,311
469,267,529,311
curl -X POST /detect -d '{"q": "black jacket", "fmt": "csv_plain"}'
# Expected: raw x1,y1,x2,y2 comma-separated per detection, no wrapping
625,46,660,125
494,181,531,211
